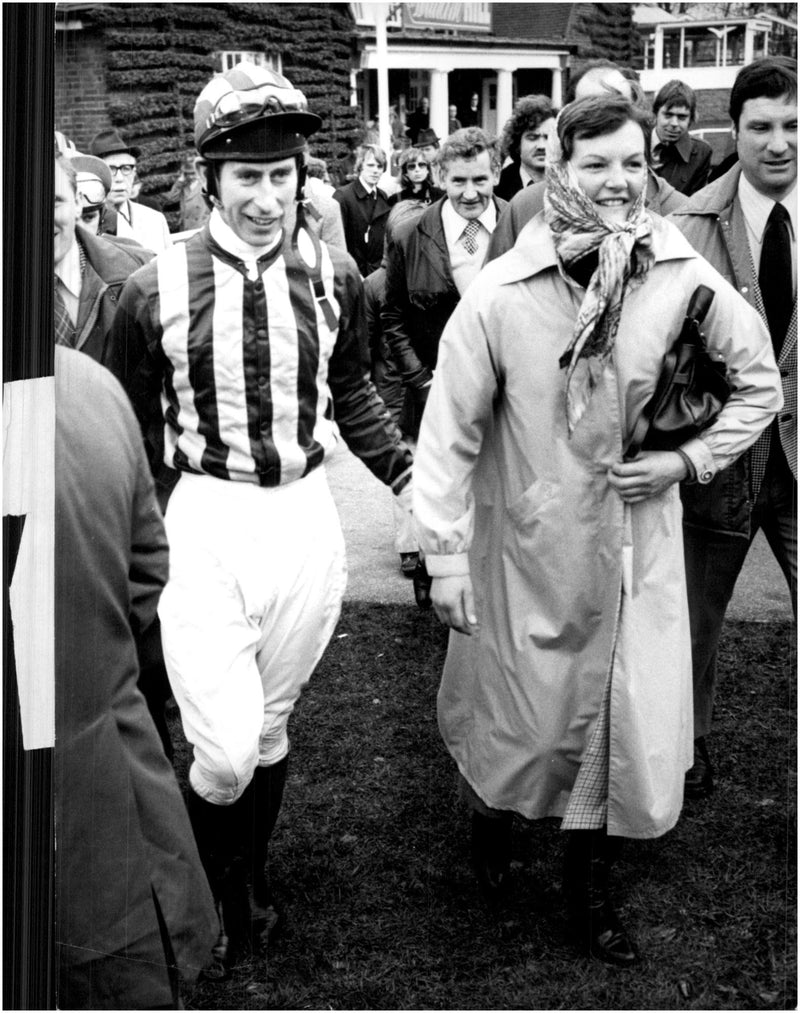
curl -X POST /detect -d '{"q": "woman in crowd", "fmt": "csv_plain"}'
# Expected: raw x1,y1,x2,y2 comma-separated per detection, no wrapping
412,95,781,967
389,146,444,207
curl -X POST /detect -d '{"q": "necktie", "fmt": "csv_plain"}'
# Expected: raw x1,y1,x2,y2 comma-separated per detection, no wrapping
460,219,481,256
54,277,76,348
759,202,792,353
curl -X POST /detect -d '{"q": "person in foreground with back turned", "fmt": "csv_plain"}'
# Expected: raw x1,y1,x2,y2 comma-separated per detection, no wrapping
412,95,781,967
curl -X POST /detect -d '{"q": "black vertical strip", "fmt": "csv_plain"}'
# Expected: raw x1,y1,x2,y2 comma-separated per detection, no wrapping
3,4,55,384
285,257,325,475
3,5,56,1010
183,238,231,477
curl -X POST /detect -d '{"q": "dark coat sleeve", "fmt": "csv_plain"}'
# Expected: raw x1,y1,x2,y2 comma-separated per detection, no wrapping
381,223,432,389
103,269,167,472
327,250,413,492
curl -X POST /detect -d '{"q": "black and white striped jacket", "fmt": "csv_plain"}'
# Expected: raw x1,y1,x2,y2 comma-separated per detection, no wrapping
105,217,412,494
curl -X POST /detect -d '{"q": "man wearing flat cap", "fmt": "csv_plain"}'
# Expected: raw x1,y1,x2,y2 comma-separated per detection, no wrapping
90,127,172,252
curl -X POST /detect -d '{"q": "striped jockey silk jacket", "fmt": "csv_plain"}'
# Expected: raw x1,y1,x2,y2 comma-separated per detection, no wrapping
105,213,412,495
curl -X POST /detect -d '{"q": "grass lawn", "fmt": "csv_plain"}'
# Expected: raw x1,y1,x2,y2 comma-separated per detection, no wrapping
176,606,796,1011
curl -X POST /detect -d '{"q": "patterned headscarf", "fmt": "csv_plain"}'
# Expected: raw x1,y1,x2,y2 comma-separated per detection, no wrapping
544,155,655,435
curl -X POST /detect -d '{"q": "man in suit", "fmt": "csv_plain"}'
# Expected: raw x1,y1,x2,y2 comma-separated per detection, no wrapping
652,79,713,196
495,93,557,202
668,56,796,797
407,96,430,143
333,143,392,276
382,127,506,437
90,128,172,252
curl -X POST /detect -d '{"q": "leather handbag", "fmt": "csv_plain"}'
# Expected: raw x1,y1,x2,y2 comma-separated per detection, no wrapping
626,284,730,458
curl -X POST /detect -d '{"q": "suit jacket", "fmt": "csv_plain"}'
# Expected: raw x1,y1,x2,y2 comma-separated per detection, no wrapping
74,225,153,363
333,178,391,276
382,195,507,389
114,199,172,252
494,160,536,203
653,132,713,197
669,164,796,535
487,170,688,262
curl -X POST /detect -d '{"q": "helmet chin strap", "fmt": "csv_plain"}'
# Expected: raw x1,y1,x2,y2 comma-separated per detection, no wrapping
290,158,336,330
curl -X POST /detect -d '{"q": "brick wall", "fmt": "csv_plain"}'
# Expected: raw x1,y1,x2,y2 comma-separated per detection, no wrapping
54,28,111,150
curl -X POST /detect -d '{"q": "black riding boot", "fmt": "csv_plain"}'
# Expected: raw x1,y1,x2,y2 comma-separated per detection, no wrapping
470,810,512,901
187,788,253,980
247,757,288,914
563,829,639,968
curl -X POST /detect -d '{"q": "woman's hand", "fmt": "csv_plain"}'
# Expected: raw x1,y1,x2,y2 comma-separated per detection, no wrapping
431,575,479,636
608,451,689,504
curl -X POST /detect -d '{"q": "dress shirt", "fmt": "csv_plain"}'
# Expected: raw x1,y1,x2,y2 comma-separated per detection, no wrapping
518,166,539,189
738,173,797,296
442,198,497,295
54,236,82,326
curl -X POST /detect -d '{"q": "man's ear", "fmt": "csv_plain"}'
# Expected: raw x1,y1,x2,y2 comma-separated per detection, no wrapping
195,158,209,188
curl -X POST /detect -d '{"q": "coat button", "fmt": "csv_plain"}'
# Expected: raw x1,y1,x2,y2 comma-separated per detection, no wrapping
699,468,714,484
740,286,748,295
257,328,267,339
780,413,793,423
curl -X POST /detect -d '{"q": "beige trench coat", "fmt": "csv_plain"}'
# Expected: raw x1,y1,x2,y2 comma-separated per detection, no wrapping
414,215,781,839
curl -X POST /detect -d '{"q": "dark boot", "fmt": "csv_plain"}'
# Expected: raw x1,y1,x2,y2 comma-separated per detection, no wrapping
684,736,714,799
564,829,639,968
470,810,512,901
247,758,288,917
187,789,253,980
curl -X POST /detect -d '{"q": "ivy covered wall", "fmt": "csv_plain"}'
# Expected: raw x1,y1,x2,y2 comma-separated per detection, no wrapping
65,3,361,209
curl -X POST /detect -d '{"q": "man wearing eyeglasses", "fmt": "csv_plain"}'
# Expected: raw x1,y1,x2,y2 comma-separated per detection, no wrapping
89,128,172,252
105,62,413,980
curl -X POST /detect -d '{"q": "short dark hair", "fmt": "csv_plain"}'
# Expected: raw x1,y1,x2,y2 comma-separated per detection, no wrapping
729,56,797,127
653,79,697,122
500,94,557,161
558,94,653,162
355,144,387,173
436,126,500,175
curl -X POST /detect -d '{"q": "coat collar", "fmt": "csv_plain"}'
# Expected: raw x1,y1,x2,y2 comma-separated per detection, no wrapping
353,177,386,202
670,164,741,219
77,224,150,284
496,212,698,286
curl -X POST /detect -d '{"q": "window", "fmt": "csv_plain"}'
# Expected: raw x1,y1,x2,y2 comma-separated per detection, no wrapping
725,25,745,66
663,29,681,69
682,26,718,67
216,51,282,74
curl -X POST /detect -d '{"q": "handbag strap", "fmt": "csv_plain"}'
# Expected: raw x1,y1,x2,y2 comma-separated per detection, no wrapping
625,284,715,459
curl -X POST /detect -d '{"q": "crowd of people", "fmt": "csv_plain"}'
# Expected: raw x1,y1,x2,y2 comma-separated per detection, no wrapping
51,49,795,1006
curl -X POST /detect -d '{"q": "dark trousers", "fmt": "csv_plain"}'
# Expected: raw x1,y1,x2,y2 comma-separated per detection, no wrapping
684,447,796,739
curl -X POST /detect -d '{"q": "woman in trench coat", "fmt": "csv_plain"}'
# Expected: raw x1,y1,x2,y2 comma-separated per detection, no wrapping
413,95,781,967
